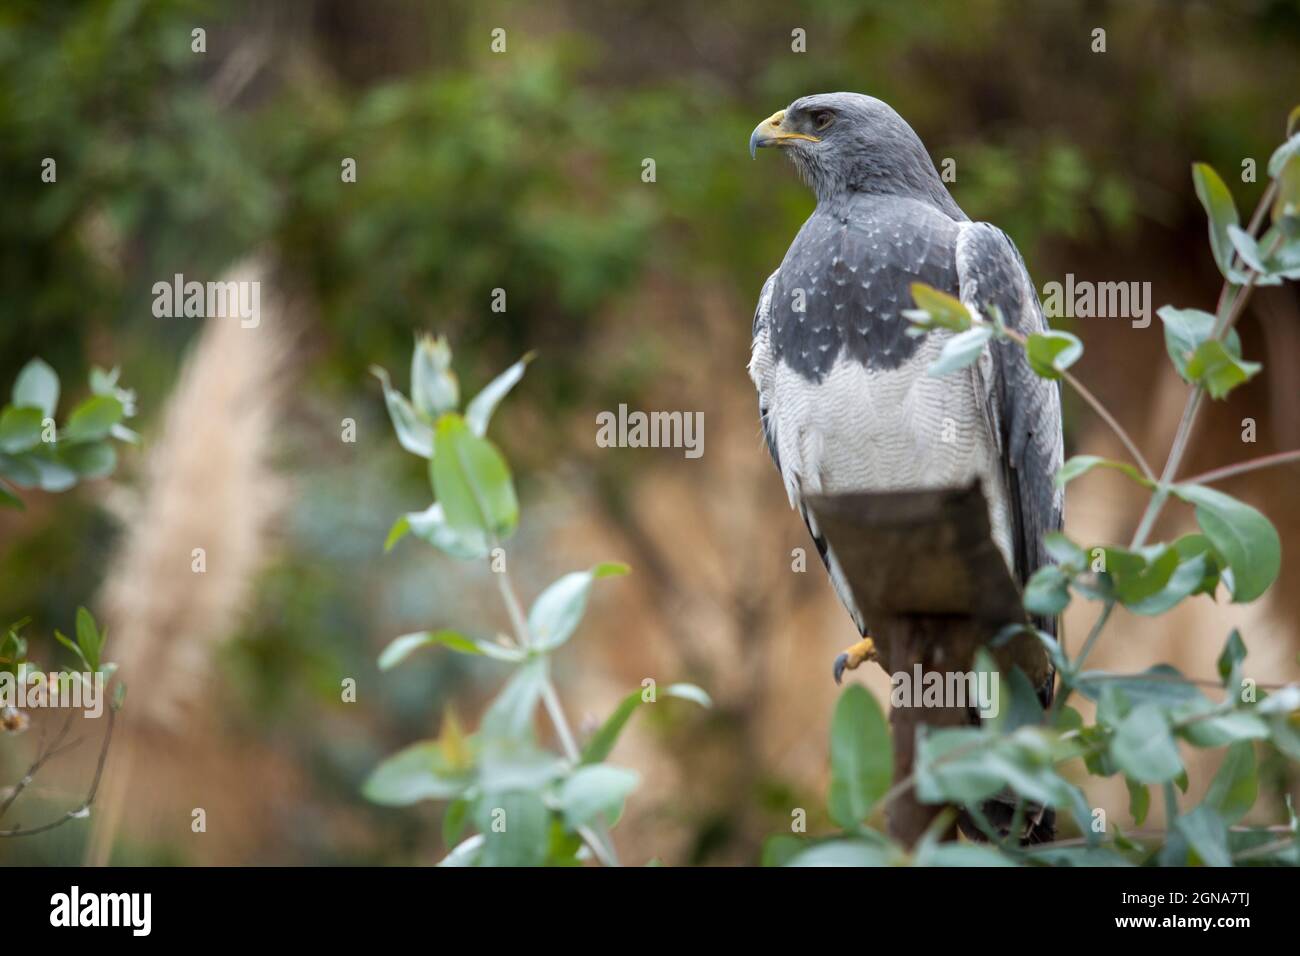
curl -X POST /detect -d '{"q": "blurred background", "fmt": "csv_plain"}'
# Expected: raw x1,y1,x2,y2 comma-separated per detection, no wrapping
2,0,1298,865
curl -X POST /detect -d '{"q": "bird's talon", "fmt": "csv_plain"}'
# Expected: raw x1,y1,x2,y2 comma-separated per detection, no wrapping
832,637,877,684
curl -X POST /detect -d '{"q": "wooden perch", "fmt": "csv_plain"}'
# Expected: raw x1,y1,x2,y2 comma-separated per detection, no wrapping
805,481,1046,846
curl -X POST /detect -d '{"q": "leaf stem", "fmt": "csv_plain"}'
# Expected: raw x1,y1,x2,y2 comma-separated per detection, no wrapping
998,326,1155,482
493,553,621,867
1182,449,1300,486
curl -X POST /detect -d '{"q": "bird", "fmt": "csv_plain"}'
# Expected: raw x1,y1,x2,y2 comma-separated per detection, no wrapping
748,93,1063,842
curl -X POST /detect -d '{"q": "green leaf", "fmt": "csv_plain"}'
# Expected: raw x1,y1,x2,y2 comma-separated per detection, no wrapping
1180,711,1268,748
466,352,534,437
475,789,548,867
761,835,807,868
1170,484,1281,602
377,629,525,669
1054,455,1154,490
396,502,490,559
53,628,91,670
1126,778,1150,826
1101,545,1180,608
1025,330,1083,380
662,681,711,708
827,685,892,829
1025,845,1138,866
75,607,102,671
1185,340,1261,399
915,728,1002,805
1257,686,1300,715
1111,705,1183,784
1226,224,1279,279
1043,532,1086,568
985,664,1046,736
528,564,627,652
905,283,972,332
61,395,124,443
0,407,43,453
410,334,459,419
1122,548,1213,616
1272,146,1300,225
1201,738,1253,832
12,358,59,418
558,764,639,829
430,413,518,539
437,835,484,867
476,739,565,792
1158,306,1245,382
383,515,410,552
442,796,471,848
371,366,433,458
786,839,895,867
1217,629,1247,686
579,683,711,765
1077,665,1206,712
1192,163,1246,282
362,741,472,805
1023,565,1070,616
1173,805,1232,867
916,844,1018,867
480,657,547,741
927,325,993,377
1269,132,1300,179
28,454,78,492
59,441,117,479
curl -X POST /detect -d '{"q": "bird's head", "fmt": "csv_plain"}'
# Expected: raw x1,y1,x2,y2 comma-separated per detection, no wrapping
750,92,953,210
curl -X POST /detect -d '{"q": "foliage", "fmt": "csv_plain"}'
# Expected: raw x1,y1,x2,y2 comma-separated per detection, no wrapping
769,111,1300,867
364,337,709,866
0,356,130,837
0,358,137,509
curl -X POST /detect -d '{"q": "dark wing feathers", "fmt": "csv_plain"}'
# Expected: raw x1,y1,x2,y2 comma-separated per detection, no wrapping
767,196,962,379
954,222,1065,629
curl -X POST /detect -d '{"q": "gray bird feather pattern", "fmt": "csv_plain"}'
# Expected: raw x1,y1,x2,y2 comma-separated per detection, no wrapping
749,92,1063,723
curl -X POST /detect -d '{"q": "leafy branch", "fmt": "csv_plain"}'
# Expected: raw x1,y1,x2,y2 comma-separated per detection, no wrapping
366,336,710,866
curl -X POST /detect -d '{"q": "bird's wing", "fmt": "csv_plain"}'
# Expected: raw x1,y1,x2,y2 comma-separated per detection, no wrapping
954,222,1064,611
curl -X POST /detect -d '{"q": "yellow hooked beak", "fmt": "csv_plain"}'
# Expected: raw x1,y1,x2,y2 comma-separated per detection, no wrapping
749,109,821,158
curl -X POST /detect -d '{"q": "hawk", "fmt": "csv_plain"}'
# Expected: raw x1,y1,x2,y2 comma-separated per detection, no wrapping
749,93,1063,836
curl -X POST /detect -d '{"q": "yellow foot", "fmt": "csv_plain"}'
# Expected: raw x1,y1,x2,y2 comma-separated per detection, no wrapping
833,637,877,684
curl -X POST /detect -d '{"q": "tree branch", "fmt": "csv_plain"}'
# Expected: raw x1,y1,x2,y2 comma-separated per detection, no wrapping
1,702,115,838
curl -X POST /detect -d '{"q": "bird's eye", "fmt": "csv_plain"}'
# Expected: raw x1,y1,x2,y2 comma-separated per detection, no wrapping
813,111,834,131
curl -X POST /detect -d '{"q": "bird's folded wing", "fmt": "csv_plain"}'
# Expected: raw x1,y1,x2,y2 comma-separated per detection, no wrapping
954,222,1065,610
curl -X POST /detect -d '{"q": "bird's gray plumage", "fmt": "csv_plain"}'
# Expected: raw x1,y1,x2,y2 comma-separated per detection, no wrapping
749,91,1063,655
750,91,1063,843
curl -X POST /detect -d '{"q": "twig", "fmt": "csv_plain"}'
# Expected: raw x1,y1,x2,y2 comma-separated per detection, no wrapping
0,709,76,821
999,326,1155,481
494,555,621,867
1061,371,1157,482
1,702,116,838
1182,449,1300,486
